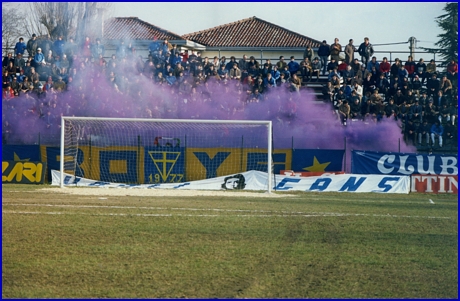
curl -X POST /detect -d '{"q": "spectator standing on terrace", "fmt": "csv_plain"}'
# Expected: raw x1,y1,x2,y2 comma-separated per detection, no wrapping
116,40,127,59
14,37,27,57
379,57,391,79
322,81,335,101
91,38,105,59
53,36,65,58
446,59,458,83
426,73,440,97
276,56,287,71
149,38,160,55
290,73,302,92
239,55,249,82
398,64,409,85
82,36,92,58
390,58,401,79
358,37,374,67
344,39,357,65
303,45,314,62
300,59,312,82
404,56,416,81
318,40,330,75
330,38,342,63
27,34,39,58
38,34,53,56
161,40,170,54
425,59,437,80
414,58,427,84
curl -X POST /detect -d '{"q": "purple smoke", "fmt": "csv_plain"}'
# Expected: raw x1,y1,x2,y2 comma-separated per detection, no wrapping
2,59,415,156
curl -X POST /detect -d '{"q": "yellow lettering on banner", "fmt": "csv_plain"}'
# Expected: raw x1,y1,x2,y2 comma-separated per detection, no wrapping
35,163,43,182
2,161,9,182
22,162,38,182
186,148,243,181
7,162,23,182
110,160,128,174
87,146,143,183
185,148,292,181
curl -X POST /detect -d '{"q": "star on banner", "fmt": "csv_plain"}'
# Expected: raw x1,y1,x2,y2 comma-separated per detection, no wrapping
302,156,330,172
13,152,30,162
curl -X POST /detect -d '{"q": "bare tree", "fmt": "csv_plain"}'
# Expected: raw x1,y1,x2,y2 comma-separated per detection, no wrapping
20,2,112,43
2,6,23,56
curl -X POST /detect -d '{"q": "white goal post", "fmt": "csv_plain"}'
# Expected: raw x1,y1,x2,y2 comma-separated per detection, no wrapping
60,117,273,192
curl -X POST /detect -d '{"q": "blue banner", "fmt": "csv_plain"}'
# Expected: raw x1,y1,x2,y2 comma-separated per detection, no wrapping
144,147,185,183
292,149,344,172
2,145,41,161
351,150,458,176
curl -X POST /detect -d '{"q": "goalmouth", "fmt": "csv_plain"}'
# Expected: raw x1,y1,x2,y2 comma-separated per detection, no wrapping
60,117,273,193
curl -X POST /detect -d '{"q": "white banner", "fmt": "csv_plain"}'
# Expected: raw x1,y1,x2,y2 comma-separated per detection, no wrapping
51,170,410,194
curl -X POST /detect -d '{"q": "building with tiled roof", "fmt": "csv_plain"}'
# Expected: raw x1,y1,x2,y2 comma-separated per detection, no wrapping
102,17,205,58
183,16,322,49
182,16,324,63
101,16,325,63
104,17,184,41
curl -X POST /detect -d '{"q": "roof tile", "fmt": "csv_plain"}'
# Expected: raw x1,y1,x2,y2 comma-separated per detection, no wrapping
103,17,184,41
183,16,322,48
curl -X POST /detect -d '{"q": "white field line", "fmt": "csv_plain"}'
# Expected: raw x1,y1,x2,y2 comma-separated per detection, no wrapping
1,205,452,220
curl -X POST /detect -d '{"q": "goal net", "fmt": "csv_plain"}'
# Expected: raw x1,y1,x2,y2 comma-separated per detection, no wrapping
60,117,273,192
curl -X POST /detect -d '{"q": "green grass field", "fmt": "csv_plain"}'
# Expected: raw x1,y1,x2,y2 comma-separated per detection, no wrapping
2,184,458,298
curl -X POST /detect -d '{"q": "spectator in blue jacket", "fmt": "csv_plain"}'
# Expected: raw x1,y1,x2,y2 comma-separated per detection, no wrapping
366,56,380,72
318,40,330,75
14,38,27,57
53,36,65,58
430,120,444,148
33,48,45,69
148,38,160,55
91,38,105,59
166,71,177,86
270,66,280,82
288,56,300,76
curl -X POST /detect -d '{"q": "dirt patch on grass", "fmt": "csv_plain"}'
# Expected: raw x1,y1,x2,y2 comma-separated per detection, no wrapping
41,187,294,198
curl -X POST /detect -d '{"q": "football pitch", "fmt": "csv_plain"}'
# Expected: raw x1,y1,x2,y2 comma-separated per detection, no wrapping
2,184,458,298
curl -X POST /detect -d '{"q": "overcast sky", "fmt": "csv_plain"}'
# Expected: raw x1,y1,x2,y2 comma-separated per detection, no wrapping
112,2,447,54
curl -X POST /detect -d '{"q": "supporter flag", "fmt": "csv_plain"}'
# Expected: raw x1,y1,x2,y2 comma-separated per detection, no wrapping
291,149,344,172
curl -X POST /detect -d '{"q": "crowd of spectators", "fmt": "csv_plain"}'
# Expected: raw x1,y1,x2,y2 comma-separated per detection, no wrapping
2,34,458,149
